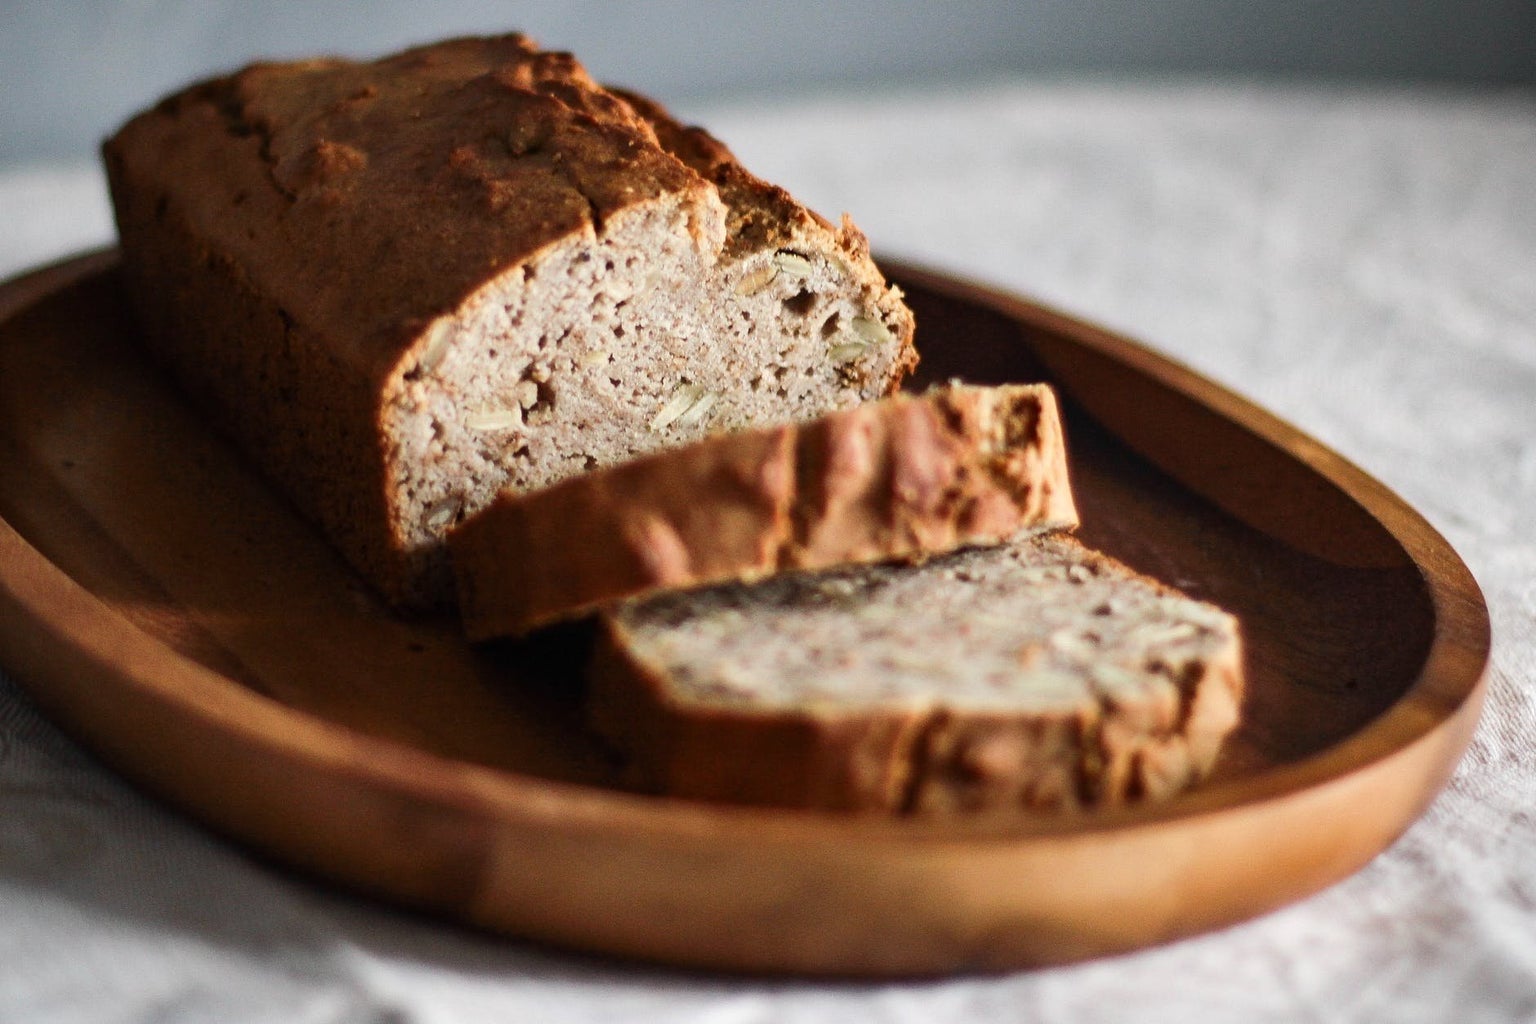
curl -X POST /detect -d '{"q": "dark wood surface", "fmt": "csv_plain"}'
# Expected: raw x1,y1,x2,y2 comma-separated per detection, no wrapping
0,251,1490,975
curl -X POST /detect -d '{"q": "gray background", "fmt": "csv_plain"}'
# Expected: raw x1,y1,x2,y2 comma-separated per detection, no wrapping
4,0,1536,166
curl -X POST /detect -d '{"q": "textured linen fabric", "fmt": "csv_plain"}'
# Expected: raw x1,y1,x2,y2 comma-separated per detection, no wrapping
2,81,1534,1022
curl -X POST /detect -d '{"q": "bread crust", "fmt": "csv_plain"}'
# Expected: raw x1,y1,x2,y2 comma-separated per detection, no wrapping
589,536,1244,813
102,34,917,606
105,37,705,388
449,383,1078,639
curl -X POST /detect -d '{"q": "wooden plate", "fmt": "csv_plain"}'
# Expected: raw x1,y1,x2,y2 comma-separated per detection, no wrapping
0,251,1489,976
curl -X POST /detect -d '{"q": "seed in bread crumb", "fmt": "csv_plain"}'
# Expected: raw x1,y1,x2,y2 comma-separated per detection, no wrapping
829,342,869,363
424,496,461,531
649,383,706,431
772,251,814,277
465,407,523,431
850,316,893,347
675,390,718,428
413,317,453,376
734,263,778,296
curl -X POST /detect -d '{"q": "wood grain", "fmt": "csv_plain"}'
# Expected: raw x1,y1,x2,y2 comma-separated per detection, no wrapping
0,251,1489,975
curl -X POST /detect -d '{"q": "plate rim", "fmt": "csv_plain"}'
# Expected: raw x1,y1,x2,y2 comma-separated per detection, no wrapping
0,249,1491,840
0,249,1494,968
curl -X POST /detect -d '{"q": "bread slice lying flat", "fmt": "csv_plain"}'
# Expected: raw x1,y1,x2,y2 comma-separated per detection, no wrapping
590,533,1243,813
103,34,915,606
450,382,1078,639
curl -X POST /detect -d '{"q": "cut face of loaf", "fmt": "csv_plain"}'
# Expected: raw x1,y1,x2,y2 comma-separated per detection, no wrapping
101,34,916,606
591,534,1244,813
450,382,1078,639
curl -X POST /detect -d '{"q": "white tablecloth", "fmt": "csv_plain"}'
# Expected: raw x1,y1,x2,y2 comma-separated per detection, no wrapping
2,81,1534,1023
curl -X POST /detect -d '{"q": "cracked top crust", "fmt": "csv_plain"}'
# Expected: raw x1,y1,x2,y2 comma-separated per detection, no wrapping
106,34,744,381
102,33,918,608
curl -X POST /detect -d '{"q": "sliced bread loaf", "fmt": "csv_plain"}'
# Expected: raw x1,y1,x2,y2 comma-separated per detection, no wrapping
450,382,1078,639
102,34,916,606
590,533,1243,813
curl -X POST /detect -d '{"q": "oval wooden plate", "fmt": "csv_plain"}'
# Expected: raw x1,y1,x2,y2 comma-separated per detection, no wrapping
0,251,1489,976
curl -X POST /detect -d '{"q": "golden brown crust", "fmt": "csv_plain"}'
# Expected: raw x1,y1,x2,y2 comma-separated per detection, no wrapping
108,35,705,381
102,34,918,606
102,143,406,595
102,35,711,602
448,383,1078,640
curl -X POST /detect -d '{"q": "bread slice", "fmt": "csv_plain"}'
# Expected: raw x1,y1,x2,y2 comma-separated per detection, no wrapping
102,34,916,606
590,534,1243,813
450,382,1078,639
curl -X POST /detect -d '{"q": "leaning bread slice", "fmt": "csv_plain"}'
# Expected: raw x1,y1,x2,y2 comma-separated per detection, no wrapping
590,534,1243,813
450,381,1078,639
103,34,915,607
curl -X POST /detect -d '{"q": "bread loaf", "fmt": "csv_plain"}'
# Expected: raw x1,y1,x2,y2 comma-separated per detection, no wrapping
102,34,916,606
450,382,1078,639
590,534,1244,812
